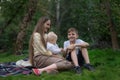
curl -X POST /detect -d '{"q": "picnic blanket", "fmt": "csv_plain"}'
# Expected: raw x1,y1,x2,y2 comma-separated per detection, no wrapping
0,61,32,77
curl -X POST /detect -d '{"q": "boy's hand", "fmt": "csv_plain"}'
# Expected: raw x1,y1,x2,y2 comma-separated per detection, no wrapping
60,48,65,52
67,44,75,50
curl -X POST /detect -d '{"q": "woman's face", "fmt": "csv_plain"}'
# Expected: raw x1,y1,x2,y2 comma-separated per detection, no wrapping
43,20,51,33
67,31,78,42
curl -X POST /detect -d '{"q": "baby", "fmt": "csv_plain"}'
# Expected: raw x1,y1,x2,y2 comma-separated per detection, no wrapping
47,31,64,55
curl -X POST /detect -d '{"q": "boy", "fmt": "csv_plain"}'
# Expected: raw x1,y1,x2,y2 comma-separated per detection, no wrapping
64,27,94,74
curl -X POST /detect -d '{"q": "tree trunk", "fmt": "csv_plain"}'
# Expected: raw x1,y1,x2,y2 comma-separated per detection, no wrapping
15,0,37,55
104,0,119,50
56,0,61,34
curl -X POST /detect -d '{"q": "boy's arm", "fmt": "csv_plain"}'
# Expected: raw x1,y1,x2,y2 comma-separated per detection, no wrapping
64,42,75,52
63,44,75,57
74,42,89,48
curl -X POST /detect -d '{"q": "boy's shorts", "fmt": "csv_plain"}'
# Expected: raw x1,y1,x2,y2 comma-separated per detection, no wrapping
66,49,84,66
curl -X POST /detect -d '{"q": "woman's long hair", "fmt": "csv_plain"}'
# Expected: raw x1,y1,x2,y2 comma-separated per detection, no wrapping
29,16,50,66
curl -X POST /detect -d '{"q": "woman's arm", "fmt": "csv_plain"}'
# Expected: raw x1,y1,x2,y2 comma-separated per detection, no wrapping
33,33,52,55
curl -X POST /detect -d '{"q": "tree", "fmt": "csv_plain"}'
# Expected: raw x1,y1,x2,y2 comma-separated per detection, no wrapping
0,0,28,51
56,0,60,34
15,0,38,55
103,0,119,50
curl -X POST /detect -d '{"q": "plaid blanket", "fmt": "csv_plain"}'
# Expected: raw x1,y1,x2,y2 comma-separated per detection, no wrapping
0,62,32,77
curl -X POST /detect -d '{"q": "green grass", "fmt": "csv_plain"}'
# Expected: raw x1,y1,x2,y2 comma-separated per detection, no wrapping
0,49,120,80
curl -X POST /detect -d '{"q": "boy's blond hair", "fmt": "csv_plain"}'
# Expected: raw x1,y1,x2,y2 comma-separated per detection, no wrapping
47,31,58,41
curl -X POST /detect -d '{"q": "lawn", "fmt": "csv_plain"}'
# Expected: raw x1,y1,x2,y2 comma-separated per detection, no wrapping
0,49,120,80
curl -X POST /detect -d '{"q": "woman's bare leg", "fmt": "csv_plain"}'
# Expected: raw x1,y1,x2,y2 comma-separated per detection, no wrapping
38,63,57,72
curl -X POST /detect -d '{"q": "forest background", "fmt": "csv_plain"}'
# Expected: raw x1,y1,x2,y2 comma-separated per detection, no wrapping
0,0,120,54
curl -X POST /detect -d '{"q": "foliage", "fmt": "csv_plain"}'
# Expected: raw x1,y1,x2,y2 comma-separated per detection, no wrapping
0,0,29,51
0,0,120,52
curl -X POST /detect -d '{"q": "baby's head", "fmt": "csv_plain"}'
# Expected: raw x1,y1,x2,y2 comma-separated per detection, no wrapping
47,31,58,44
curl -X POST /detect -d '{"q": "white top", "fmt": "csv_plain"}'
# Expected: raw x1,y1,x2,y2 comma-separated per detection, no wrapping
47,42,61,54
64,39,84,50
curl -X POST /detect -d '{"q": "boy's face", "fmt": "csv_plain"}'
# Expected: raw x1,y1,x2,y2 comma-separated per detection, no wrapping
67,31,78,42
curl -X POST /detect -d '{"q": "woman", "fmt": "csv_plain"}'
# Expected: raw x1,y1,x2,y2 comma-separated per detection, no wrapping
29,16,73,76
